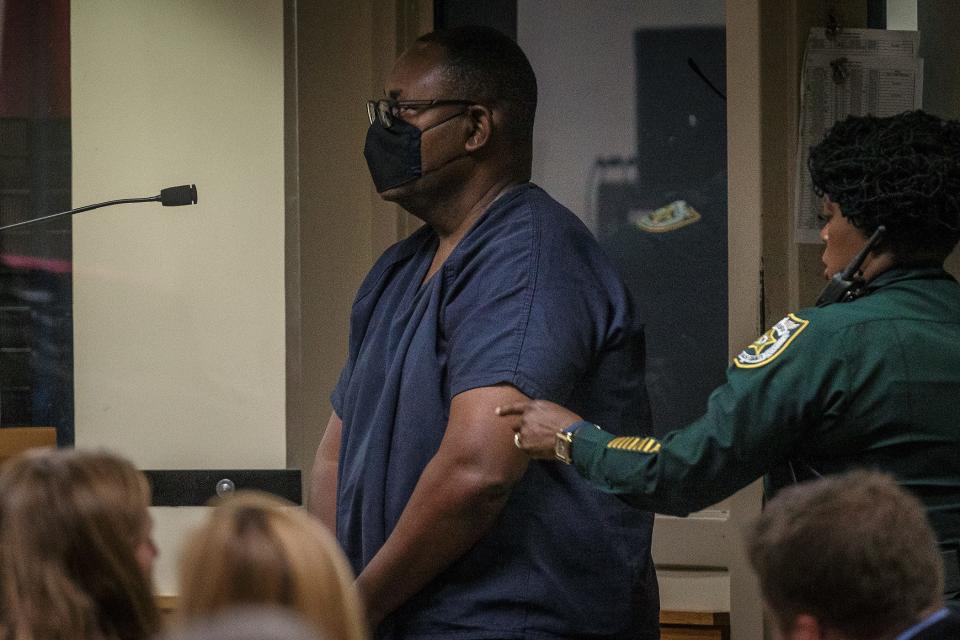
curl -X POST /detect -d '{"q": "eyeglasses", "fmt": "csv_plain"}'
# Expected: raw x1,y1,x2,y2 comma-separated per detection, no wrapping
366,98,475,129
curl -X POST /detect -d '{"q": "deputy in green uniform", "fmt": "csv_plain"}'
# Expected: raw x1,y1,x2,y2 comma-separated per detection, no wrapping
497,111,960,590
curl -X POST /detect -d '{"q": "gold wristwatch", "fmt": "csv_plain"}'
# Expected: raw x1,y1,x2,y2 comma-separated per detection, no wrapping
554,426,577,464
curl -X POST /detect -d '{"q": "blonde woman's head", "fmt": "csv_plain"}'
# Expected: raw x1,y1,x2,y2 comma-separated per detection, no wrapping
0,448,159,640
178,491,366,640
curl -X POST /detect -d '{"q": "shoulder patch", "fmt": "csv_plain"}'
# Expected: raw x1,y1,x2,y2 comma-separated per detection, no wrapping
630,200,701,233
734,313,810,369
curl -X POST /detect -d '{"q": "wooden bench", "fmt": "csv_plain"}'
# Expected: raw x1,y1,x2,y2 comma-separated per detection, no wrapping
660,610,730,639
157,596,730,637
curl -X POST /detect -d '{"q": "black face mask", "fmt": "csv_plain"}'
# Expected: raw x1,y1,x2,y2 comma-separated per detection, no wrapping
363,111,465,193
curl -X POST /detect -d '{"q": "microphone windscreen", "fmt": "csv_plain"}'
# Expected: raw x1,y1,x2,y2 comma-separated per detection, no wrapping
160,184,198,206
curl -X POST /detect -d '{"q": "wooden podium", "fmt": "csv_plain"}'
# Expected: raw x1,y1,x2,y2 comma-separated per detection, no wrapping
0,426,57,466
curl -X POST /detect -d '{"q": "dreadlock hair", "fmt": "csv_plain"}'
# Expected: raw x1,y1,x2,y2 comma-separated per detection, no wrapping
808,110,960,262
416,26,538,153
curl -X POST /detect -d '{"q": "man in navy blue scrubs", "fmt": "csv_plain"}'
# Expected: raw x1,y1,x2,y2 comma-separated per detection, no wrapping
308,26,659,639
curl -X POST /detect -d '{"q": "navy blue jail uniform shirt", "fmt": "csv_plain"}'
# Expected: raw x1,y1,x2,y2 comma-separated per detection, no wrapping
332,183,659,639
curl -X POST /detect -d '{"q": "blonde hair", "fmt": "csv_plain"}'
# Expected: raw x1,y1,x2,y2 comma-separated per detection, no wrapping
178,491,367,640
0,448,159,640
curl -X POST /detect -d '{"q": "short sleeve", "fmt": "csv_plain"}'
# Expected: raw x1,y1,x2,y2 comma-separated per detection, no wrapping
442,197,616,404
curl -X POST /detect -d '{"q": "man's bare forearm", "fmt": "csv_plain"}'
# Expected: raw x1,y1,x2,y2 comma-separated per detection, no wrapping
307,413,342,529
308,459,339,528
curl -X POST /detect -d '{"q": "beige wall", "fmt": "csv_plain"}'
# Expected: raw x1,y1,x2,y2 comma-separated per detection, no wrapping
72,0,286,595
286,0,379,481
72,1,286,468
723,1,764,636
287,0,431,485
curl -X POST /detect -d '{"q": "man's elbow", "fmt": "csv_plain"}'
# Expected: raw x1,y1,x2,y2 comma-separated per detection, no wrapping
449,464,522,508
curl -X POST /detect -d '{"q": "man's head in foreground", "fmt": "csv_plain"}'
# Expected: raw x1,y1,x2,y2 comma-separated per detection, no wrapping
747,470,943,639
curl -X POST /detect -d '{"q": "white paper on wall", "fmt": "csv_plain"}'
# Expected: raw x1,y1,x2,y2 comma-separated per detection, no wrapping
794,28,923,243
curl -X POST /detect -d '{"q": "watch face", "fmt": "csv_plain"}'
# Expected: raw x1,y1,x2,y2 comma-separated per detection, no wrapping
554,434,573,463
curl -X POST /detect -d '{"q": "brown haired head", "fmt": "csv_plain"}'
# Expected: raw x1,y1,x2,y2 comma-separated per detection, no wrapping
0,448,159,640
178,491,367,640
747,470,943,639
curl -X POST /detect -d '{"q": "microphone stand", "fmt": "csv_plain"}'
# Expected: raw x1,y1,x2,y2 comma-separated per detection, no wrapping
0,185,198,233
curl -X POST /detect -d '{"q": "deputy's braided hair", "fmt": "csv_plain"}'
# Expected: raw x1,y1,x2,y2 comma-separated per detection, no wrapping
808,110,960,260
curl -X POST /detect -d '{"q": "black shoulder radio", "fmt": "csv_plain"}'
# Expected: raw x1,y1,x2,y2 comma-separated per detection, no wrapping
815,225,886,307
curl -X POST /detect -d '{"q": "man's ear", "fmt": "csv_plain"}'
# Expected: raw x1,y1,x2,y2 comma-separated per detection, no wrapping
464,104,493,152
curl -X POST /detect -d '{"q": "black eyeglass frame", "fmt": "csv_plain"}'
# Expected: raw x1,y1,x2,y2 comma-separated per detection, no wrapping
366,98,476,129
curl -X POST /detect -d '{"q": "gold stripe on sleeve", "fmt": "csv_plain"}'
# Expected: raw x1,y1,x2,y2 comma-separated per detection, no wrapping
607,436,662,453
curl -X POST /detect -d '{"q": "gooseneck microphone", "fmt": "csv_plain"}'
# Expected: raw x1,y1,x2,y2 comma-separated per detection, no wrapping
159,184,199,207
0,184,198,232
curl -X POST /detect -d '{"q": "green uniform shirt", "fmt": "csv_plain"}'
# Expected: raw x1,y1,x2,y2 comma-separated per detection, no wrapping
571,266,960,547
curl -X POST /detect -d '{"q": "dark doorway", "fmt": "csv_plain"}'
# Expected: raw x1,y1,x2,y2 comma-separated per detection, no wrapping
598,27,728,434
0,0,74,445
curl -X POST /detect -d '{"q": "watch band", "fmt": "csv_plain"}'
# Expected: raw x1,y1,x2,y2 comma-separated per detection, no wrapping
556,421,604,465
